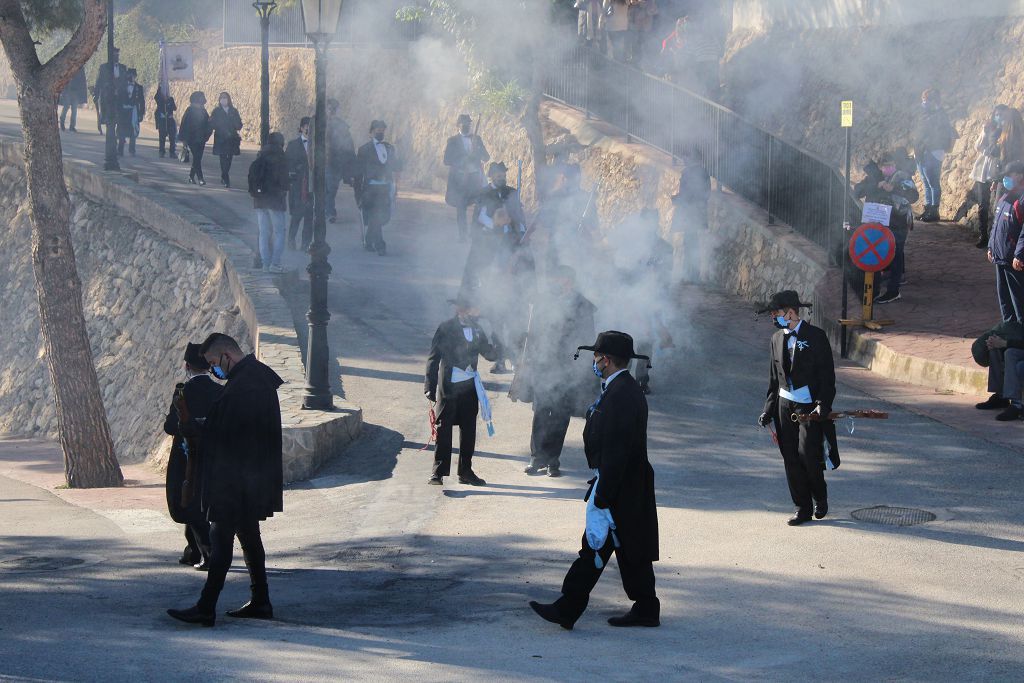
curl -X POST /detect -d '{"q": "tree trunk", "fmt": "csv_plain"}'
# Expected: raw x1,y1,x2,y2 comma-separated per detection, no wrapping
521,58,547,201
0,0,123,487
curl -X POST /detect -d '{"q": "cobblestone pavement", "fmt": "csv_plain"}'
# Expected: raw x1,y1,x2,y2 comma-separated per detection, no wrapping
0,103,1022,680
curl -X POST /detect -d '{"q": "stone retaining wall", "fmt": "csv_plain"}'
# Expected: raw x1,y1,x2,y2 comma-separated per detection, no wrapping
0,140,361,480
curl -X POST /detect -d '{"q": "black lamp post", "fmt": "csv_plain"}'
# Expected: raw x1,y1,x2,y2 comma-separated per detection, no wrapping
253,0,278,145
103,0,119,172
300,0,342,411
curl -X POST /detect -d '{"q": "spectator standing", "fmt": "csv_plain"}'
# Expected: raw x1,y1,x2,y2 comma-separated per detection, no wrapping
954,107,1001,248
154,85,178,159
604,0,630,62
444,113,490,242
628,0,658,67
116,69,145,157
286,117,313,251
325,98,356,224
913,89,957,222
93,46,124,134
993,106,1024,203
248,132,290,273
59,67,87,132
987,161,1024,323
575,0,603,47
211,92,243,188
670,149,711,283
178,91,211,185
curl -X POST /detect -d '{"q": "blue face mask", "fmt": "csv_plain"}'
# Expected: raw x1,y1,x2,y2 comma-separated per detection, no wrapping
593,358,604,378
210,354,228,380
1004,177,1017,191
773,315,789,330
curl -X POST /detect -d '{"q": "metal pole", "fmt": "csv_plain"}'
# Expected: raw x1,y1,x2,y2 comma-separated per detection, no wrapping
766,136,775,225
840,126,852,358
302,36,333,411
103,0,119,172
255,2,276,145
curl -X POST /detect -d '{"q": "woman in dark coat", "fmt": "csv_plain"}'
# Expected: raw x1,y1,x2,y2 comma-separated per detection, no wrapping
210,91,243,187
59,67,87,132
178,91,211,185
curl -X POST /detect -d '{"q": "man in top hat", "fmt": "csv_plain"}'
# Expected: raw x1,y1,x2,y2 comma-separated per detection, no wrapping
757,291,836,526
530,330,660,630
424,293,500,487
355,119,403,255
162,342,224,570
463,161,527,288
444,114,490,241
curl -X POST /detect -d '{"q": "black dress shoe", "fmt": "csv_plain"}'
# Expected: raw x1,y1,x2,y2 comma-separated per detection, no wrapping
227,600,274,619
524,465,547,475
427,475,443,486
788,513,812,526
814,501,828,519
179,547,200,565
996,404,1023,421
194,559,210,571
547,467,562,478
976,394,1010,410
529,601,573,630
607,609,660,627
167,605,215,627
458,472,487,486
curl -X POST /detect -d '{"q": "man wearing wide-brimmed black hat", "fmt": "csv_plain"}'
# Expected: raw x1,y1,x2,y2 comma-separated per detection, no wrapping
530,330,660,630
161,342,224,570
756,291,836,526
444,113,490,241
424,292,500,486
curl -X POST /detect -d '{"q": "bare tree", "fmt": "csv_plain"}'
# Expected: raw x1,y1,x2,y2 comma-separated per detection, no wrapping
0,0,123,487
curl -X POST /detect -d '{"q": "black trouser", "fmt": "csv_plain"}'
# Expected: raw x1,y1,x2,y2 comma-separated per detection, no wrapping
158,120,177,156
326,167,342,219
455,203,472,239
362,185,392,251
975,181,992,239
184,520,211,560
432,389,478,478
996,263,1024,323
289,203,313,250
189,143,205,181
529,398,572,469
774,398,827,514
219,154,234,182
461,233,498,288
116,120,137,155
60,103,78,129
197,518,268,612
555,533,659,624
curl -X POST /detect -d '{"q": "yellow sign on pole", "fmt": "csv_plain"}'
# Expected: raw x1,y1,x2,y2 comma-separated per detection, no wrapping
841,100,853,128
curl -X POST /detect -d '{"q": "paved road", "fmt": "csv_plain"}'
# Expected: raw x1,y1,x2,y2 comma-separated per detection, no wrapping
0,102,1022,681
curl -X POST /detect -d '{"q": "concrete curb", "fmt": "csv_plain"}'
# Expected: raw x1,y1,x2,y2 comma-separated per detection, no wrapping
0,139,362,482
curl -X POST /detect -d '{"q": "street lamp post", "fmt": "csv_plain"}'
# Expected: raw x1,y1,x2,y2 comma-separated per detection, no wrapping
103,0,119,172
300,0,342,411
253,0,278,145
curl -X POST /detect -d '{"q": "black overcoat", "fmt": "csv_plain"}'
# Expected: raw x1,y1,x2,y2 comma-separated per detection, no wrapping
211,105,243,156
199,355,284,523
443,134,489,207
286,136,311,214
584,371,659,561
424,317,498,411
162,375,224,524
178,105,211,148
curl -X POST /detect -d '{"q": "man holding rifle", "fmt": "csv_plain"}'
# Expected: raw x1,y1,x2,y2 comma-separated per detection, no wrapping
162,342,223,570
756,291,836,526
444,113,489,242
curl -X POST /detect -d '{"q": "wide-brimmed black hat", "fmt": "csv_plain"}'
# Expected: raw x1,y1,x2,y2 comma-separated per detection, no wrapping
457,113,472,125
487,161,508,176
575,330,651,365
183,342,210,370
756,290,813,314
370,119,387,131
447,291,478,309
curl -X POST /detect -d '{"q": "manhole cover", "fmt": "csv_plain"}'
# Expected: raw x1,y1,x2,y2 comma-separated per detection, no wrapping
0,556,88,572
851,506,936,526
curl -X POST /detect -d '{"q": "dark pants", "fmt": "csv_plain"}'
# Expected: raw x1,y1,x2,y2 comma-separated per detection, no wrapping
918,155,943,209
189,143,205,181
198,518,268,612
326,168,342,220
455,203,472,240
362,185,392,251
60,103,78,130
289,203,313,251
461,233,499,288
184,520,211,561
219,154,234,183
962,181,992,238
885,229,907,295
116,121,137,155
529,398,572,469
433,389,478,478
158,120,177,156
996,263,1024,322
774,398,827,514
554,533,659,624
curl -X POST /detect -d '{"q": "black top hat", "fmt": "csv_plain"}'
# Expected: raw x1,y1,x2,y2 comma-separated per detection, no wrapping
370,119,387,131
183,342,210,370
446,290,478,309
756,290,812,314
487,161,508,176
457,113,472,125
575,330,651,366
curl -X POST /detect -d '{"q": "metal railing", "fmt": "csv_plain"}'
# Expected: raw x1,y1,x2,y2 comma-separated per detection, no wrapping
222,0,423,47
545,47,858,255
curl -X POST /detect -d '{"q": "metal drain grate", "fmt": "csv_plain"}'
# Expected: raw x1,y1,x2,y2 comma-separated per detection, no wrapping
0,556,88,572
851,506,936,526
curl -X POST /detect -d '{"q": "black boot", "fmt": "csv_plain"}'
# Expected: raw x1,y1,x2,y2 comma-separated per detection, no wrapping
227,584,274,619
953,201,970,222
167,605,215,627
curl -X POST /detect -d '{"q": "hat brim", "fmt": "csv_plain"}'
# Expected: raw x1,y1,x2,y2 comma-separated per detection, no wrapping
575,345,651,361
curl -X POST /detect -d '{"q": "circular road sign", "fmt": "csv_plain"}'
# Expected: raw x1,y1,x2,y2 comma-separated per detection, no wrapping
849,223,896,273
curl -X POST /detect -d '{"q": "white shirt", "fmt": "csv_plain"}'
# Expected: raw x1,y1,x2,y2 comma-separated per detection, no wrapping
461,135,473,153
462,327,473,342
786,320,804,362
602,368,627,393
374,139,388,164
300,135,309,153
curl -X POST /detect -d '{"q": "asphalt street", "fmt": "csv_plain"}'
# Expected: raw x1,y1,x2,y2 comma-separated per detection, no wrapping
0,103,1021,681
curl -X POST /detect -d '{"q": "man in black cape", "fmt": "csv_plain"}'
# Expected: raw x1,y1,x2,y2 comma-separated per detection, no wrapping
757,291,838,526
162,342,223,570
530,331,660,630
424,292,499,487
167,333,284,627
444,113,489,241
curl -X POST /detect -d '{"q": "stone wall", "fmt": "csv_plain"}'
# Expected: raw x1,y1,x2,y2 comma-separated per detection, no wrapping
0,161,249,464
723,16,1024,224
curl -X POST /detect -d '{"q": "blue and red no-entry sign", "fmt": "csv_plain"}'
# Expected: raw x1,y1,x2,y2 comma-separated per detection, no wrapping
849,223,896,273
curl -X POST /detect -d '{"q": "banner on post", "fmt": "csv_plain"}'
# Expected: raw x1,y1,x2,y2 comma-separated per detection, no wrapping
163,44,195,82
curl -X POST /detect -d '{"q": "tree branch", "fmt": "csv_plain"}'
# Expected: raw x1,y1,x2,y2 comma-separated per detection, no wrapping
40,0,105,95
0,0,43,84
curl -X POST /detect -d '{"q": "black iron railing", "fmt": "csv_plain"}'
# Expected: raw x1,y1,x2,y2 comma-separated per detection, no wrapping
545,47,859,255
